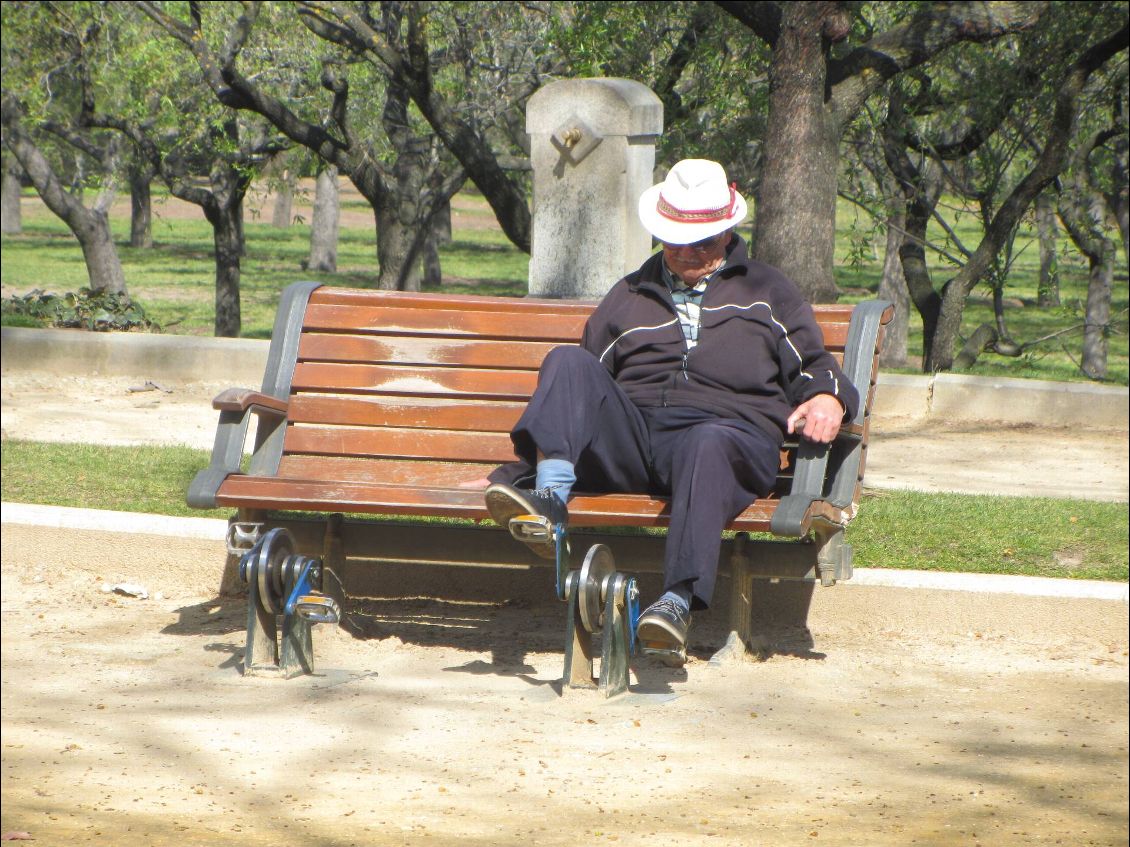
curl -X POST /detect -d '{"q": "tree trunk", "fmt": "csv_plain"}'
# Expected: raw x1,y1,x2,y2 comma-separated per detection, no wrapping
191,150,253,338
271,167,296,228
206,196,244,337
1,153,22,235
375,205,422,291
129,160,154,248
1110,96,1129,261
753,2,842,303
1035,193,1059,307
308,165,339,273
3,117,127,294
421,198,451,287
878,209,911,369
1081,240,1113,380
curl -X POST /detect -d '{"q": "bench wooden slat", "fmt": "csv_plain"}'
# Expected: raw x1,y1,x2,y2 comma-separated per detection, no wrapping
310,286,600,314
278,455,498,486
298,333,560,370
303,303,588,341
284,425,518,463
212,476,789,530
291,362,539,400
288,394,525,432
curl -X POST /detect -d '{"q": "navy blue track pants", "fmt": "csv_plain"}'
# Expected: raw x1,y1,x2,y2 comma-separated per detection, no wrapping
488,346,779,609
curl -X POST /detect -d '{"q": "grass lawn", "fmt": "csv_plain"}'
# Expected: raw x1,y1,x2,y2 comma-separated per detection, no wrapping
1,183,1127,382
1,439,1126,583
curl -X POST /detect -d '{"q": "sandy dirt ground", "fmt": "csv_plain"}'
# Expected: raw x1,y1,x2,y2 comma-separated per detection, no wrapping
2,523,1127,847
2,374,1129,846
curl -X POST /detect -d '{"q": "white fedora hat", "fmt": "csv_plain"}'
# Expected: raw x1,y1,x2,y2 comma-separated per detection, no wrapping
638,159,748,245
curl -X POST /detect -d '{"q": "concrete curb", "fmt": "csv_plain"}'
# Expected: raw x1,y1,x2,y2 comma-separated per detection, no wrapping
4,326,1128,428
4,502,1125,602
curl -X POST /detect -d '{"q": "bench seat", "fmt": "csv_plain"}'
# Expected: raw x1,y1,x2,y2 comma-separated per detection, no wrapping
212,477,846,530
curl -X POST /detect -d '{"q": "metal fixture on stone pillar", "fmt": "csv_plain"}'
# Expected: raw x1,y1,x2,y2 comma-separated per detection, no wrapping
526,78,663,299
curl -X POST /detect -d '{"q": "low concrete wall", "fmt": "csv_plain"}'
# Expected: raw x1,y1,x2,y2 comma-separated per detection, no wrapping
872,372,1129,428
4,326,1128,429
2,326,269,389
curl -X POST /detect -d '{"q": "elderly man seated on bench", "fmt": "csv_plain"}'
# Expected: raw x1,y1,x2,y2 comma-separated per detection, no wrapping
484,158,858,666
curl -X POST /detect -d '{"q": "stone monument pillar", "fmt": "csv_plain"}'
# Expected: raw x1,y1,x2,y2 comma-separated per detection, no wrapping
526,78,663,299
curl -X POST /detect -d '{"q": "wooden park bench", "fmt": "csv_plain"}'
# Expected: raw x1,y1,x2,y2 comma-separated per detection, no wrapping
188,281,892,695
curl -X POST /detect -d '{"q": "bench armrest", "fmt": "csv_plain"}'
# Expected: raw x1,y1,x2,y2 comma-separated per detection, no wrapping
770,299,891,538
770,428,860,537
212,387,289,416
187,388,291,509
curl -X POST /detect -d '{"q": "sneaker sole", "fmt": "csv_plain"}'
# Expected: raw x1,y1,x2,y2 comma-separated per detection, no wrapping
484,486,557,560
636,616,689,647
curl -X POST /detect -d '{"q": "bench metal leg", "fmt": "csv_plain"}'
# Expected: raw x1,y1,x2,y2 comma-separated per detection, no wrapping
712,533,758,662
813,523,853,586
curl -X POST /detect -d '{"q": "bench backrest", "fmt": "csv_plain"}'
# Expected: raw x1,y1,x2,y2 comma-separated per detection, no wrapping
264,285,876,510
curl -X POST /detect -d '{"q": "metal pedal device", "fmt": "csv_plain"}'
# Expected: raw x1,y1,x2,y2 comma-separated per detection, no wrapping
562,543,640,698
508,514,553,544
238,527,339,678
639,640,687,668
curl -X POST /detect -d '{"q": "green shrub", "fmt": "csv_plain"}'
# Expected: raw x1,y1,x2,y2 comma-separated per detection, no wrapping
1,287,161,332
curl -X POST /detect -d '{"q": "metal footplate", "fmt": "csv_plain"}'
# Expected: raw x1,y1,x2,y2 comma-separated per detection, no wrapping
236,527,340,678
638,639,687,668
562,544,640,698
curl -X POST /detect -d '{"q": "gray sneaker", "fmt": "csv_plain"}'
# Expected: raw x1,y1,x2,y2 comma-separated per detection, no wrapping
484,483,569,559
636,597,692,666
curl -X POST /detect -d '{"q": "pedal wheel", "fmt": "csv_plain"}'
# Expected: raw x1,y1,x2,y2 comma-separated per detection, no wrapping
578,544,615,634
252,527,295,615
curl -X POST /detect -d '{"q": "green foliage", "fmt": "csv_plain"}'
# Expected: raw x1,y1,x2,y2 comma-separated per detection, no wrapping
1,286,161,332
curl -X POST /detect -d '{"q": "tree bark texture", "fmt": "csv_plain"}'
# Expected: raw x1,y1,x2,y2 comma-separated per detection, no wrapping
271,167,296,228
2,152,22,235
308,165,339,273
878,209,911,368
205,195,244,338
129,161,154,248
754,2,842,303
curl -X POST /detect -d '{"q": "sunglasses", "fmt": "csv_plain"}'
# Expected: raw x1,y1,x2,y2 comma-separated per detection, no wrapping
662,232,728,254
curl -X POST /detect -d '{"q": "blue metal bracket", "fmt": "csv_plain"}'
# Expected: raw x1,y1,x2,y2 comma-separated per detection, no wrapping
554,523,570,601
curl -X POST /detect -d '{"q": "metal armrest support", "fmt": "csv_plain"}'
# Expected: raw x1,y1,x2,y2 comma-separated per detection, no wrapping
769,300,892,538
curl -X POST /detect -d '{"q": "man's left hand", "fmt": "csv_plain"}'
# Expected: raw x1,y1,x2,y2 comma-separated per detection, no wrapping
787,394,845,444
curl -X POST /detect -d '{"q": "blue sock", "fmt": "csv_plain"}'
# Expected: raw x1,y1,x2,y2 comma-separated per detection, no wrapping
660,582,693,613
535,458,575,505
